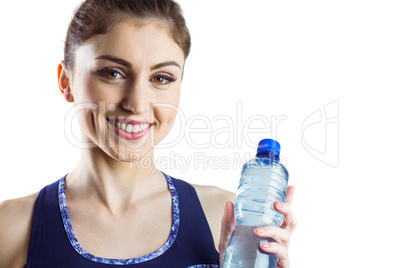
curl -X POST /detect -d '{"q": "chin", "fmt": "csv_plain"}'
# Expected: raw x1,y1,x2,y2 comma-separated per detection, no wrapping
102,144,154,164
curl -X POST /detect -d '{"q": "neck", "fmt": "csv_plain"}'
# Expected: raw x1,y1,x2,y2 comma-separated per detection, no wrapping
66,146,166,213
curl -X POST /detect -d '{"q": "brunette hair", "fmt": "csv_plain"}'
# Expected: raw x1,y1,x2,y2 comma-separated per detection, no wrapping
64,0,191,71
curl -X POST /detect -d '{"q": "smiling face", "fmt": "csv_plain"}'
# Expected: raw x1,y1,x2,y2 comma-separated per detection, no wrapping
61,20,185,161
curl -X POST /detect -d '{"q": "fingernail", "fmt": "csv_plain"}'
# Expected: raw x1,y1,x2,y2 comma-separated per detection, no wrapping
262,243,271,249
276,202,283,208
224,202,228,212
254,228,264,234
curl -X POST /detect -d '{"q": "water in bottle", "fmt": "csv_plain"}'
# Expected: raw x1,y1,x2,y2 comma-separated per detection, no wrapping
222,139,289,268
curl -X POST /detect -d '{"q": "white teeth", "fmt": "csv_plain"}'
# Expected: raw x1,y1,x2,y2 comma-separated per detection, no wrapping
133,124,139,133
125,124,133,133
114,122,151,133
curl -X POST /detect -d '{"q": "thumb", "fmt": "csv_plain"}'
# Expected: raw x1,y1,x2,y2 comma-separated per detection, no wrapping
219,201,235,265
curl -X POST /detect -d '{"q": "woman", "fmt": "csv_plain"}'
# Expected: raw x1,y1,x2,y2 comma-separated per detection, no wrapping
0,0,296,267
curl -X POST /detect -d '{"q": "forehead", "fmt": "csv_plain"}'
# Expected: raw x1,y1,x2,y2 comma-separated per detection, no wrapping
74,20,185,68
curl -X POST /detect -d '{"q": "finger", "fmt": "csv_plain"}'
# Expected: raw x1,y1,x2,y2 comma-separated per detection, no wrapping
218,201,235,263
221,201,235,235
260,242,289,268
285,185,295,205
274,202,297,233
254,226,290,247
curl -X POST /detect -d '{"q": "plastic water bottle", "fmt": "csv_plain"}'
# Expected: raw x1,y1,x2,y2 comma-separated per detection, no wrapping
222,139,289,268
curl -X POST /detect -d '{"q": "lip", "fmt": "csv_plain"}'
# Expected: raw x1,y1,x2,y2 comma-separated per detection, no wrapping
106,118,153,140
110,118,152,125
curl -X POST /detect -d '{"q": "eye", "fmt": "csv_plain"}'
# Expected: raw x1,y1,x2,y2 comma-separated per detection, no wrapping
97,68,124,79
151,74,177,85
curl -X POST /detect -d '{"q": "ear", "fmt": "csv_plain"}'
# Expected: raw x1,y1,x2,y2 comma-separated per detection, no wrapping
57,60,74,103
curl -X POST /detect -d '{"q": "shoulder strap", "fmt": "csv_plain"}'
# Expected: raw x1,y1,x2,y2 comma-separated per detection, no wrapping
26,179,65,263
169,177,219,264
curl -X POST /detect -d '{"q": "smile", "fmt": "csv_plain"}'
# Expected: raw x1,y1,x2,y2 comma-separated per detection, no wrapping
115,122,149,133
106,118,153,140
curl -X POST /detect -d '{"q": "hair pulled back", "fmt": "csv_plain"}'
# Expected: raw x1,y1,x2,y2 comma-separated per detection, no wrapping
64,0,191,71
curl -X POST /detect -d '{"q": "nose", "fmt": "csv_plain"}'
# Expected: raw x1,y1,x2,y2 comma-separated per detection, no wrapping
121,79,150,115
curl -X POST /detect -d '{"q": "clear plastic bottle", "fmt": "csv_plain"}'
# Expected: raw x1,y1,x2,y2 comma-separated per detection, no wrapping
222,139,289,268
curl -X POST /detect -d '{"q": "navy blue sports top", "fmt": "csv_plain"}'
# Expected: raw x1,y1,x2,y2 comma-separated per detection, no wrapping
25,172,219,268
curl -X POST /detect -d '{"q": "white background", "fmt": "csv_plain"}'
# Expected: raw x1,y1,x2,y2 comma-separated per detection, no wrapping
1,0,401,267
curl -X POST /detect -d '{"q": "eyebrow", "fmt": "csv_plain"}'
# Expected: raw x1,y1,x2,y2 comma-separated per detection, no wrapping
95,55,181,70
95,55,132,68
150,61,182,70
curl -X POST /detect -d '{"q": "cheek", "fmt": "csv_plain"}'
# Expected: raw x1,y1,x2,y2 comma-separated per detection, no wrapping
155,105,178,126
71,79,113,136
153,91,180,137
153,86,181,118
73,78,101,103
73,77,123,112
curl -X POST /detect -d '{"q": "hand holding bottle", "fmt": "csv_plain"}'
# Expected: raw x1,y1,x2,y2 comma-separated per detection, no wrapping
219,186,296,268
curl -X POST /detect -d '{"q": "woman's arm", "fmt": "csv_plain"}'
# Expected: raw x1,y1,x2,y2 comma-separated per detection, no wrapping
192,184,236,251
0,193,37,268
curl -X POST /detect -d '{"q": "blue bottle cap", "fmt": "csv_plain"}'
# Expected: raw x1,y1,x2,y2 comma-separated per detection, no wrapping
257,139,281,156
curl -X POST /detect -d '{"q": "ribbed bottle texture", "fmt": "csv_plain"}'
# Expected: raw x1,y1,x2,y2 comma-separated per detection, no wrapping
222,139,289,268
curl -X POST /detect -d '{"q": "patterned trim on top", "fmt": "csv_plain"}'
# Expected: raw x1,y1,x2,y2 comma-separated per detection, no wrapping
186,265,219,268
58,172,180,265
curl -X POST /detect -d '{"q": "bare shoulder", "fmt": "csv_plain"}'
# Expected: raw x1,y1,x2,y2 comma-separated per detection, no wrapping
192,184,236,250
0,192,38,268
192,184,236,210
